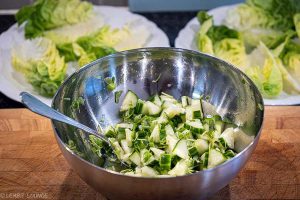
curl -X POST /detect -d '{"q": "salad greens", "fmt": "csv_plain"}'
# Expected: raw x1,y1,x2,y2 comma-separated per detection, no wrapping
196,11,248,71
16,0,93,39
224,0,300,49
89,91,253,177
196,0,300,98
11,38,67,97
12,0,151,97
57,24,150,66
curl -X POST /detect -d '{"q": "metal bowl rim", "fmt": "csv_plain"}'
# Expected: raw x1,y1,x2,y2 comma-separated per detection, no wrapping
51,47,264,179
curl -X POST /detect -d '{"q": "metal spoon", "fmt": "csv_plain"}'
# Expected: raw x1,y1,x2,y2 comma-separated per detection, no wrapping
20,92,128,166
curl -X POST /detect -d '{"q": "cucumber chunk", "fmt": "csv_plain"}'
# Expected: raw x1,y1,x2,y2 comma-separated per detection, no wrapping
220,128,234,149
173,139,189,159
207,149,226,169
120,91,138,112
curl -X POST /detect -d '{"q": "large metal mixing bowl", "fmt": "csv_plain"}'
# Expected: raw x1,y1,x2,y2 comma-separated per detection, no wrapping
51,48,264,200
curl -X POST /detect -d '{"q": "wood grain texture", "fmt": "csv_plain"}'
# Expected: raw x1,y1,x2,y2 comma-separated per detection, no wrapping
0,107,299,200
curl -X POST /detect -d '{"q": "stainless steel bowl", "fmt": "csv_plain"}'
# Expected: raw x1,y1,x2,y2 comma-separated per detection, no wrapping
51,48,264,200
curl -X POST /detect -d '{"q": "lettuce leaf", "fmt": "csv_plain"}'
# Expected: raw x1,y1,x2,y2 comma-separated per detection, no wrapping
196,11,248,69
246,42,283,98
57,24,150,66
224,0,300,49
279,40,300,92
43,12,104,45
15,0,93,39
11,38,67,97
294,13,300,39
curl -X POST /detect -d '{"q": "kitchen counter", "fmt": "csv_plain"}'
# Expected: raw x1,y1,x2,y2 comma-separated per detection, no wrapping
0,107,299,199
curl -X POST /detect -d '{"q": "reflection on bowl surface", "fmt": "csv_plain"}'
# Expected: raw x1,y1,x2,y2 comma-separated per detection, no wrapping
52,48,264,200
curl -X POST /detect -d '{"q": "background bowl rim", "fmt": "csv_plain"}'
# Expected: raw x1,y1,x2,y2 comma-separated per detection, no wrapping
51,47,264,179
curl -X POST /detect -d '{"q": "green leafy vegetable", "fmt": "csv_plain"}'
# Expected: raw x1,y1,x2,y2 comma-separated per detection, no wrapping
224,0,300,49
277,40,300,94
246,42,283,98
15,0,93,38
196,11,248,70
196,1,300,98
11,38,66,97
57,24,150,66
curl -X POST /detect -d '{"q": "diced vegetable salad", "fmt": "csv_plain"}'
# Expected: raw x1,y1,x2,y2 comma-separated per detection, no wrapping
89,91,250,177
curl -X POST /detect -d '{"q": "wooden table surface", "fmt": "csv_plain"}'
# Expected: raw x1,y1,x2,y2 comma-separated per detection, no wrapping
0,107,299,200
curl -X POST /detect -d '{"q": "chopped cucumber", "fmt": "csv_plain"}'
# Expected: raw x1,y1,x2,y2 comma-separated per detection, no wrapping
120,139,132,154
141,101,161,116
150,147,165,159
140,149,155,166
214,120,224,135
220,128,234,149
185,106,194,121
194,139,209,155
173,139,189,159
165,124,176,137
190,99,203,119
129,151,141,166
166,135,179,153
150,124,160,143
159,153,172,171
125,128,134,147
153,95,162,106
164,105,185,118
185,120,204,134
181,96,190,107
116,123,133,133
156,112,169,124
207,149,226,169
120,91,138,112
168,159,193,176
96,92,243,177
141,166,158,177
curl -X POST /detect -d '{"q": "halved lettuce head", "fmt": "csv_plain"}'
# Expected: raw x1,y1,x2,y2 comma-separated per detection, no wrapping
276,58,300,94
11,38,67,97
43,12,104,45
196,11,248,70
246,42,283,98
57,23,151,66
225,0,299,31
16,0,93,38
224,0,299,49
214,39,249,71
278,40,300,93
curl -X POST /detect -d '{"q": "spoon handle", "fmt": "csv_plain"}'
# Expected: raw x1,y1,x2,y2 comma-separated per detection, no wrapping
20,92,108,143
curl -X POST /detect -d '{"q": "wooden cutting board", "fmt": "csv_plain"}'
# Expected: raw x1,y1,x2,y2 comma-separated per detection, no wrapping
0,107,299,200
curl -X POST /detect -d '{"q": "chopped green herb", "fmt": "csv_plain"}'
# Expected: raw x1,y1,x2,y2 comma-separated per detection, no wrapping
152,74,161,83
115,90,123,103
104,76,116,91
